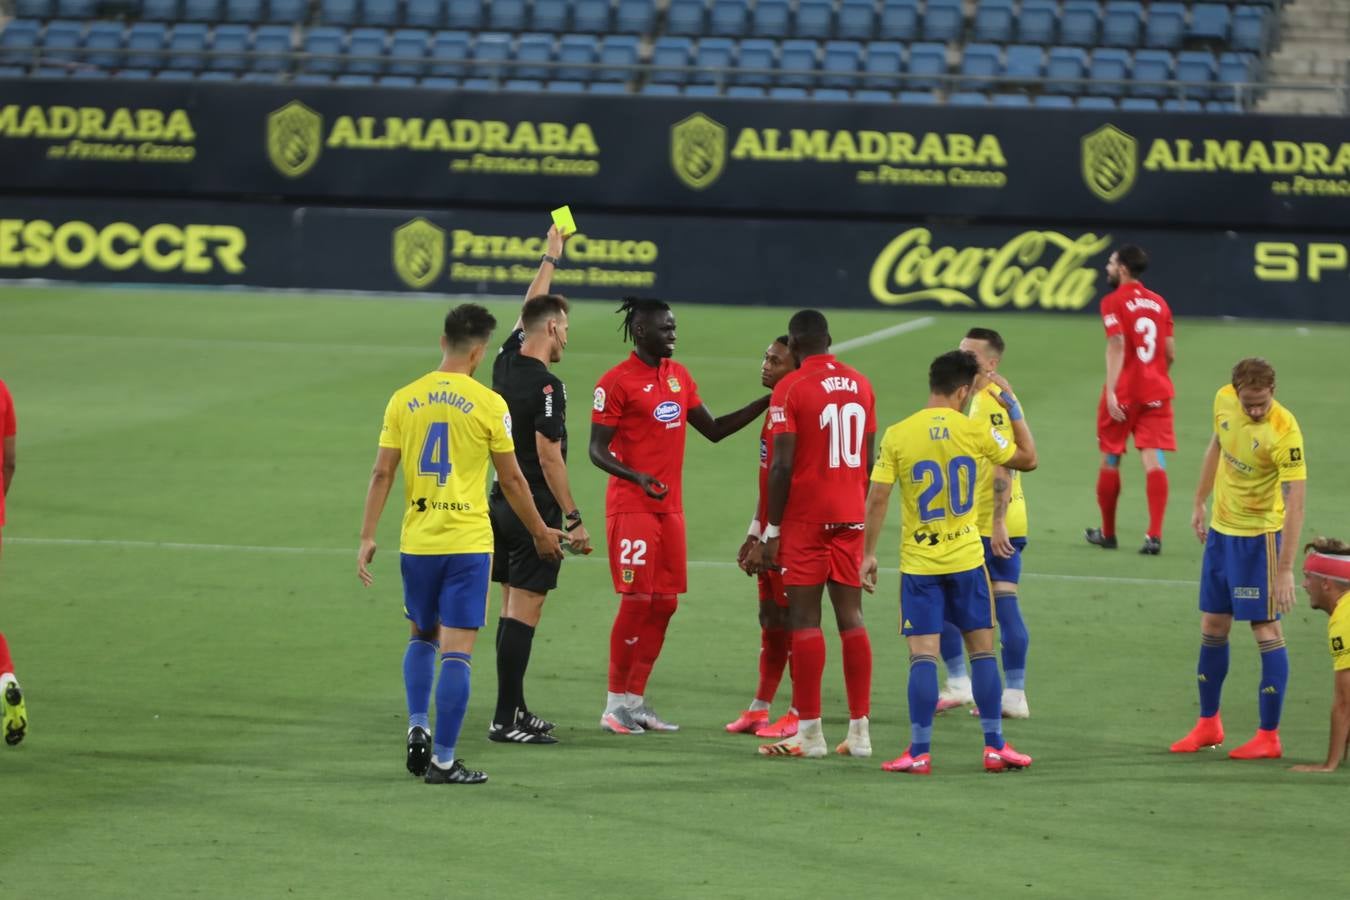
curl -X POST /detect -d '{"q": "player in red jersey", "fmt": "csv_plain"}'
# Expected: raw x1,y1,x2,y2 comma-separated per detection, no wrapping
590,297,770,735
1086,244,1177,556
752,310,878,760
0,377,27,747
727,335,801,739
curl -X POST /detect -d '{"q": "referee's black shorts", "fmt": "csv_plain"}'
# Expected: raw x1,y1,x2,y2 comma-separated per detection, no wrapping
489,486,563,594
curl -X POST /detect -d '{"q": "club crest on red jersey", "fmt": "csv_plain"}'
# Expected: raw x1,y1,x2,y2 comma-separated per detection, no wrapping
622,568,635,584
667,377,682,393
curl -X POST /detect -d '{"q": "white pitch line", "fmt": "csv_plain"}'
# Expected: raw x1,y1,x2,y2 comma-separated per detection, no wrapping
6,536,1195,587
832,316,937,353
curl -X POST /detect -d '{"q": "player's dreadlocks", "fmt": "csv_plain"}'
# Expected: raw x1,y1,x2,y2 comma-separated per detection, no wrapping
616,296,671,343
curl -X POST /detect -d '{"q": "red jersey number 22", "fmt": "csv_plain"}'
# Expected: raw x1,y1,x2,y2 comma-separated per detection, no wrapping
820,402,865,469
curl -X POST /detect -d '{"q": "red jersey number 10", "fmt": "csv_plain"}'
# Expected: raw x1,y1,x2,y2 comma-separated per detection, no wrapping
819,402,866,469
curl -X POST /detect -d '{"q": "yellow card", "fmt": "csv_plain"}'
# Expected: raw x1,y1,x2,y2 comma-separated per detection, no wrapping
551,205,577,236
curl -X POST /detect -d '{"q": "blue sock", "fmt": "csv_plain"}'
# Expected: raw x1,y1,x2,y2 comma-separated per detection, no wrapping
403,638,437,732
1197,633,1229,718
971,652,1004,749
433,651,472,763
995,592,1028,690
939,621,967,680
908,655,938,756
1257,638,1289,731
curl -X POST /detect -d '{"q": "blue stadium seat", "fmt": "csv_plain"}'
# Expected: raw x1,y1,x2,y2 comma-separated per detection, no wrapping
854,88,892,101
896,89,935,104
405,0,443,27
240,70,276,80
1162,97,1202,111
460,76,494,88
379,74,416,84
1061,1,1099,47
862,40,903,90
959,42,998,91
40,21,78,65
166,22,208,70
768,85,807,99
211,23,250,70
83,21,122,70
878,0,918,41
13,0,52,20
387,28,428,75
906,40,944,90
641,82,680,94
503,77,541,89
693,36,735,84
332,72,371,82
1017,0,1056,44
446,0,482,30
531,0,568,31
302,25,343,73
1045,45,1086,94
1120,97,1157,110
778,38,816,86
363,0,400,26
557,32,596,79
666,0,704,35
1077,95,1115,109
821,39,861,88
649,35,689,83
142,0,181,20
573,0,612,31
794,0,832,39
1205,100,1239,114
735,36,775,85
971,0,1013,44
1188,3,1230,41
427,28,469,76
267,0,306,21
1231,6,1268,53
588,80,626,92
1175,49,1216,99
710,0,749,36
471,31,511,78
56,0,95,18
116,68,154,77
1033,93,1074,108
197,70,234,79
597,33,638,80
616,0,654,33
727,84,765,97
223,0,264,22
1088,47,1129,96
1101,1,1141,48
158,68,197,78
183,0,222,21
345,26,385,74
1217,51,1256,103
1004,44,1042,81
252,24,291,72
836,0,875,41
684,83,718,95
488,0,528,31
319,0,358,25
813,87,849,100
752,0,790,37
1144,2,1184,49
421,74,458,86
949,91,986,106
923,0,963,42
514,32,552,79
0,20,40,69
991,92,1030,106
124,22,166,70
1131,48,1172,98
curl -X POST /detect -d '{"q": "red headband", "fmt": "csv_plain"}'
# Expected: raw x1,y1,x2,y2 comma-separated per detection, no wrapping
1304,552,1350,581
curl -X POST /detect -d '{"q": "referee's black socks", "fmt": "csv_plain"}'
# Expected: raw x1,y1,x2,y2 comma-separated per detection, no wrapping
494,617,537,726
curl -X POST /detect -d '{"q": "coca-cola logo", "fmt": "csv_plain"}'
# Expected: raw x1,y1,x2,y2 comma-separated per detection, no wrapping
868,228,1111,310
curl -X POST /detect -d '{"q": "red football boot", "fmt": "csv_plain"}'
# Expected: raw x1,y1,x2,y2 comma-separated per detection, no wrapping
1169,715,1225,753
1228,729,1282,760
725,709,770,734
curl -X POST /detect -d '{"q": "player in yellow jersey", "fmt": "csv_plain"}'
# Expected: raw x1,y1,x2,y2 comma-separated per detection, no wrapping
1291,538,1350,773
936,329,1034,718
358,303,564,785
1171,358,1306,760
862,351,1039,775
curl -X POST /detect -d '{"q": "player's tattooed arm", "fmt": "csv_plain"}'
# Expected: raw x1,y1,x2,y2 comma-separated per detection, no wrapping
587,421,667,499
688,396,771,443
989,468,1015,559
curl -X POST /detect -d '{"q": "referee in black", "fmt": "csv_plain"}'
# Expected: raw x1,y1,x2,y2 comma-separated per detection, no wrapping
488,223,591,744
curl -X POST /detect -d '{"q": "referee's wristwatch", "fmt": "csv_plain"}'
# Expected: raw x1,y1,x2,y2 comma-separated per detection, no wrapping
541,253,562,267
564,509,583,532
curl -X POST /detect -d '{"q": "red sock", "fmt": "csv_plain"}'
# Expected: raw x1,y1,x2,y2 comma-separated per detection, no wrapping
789,627,826,721
1146,469,1169,539
626,594,678,697
839,627,872,719
0,632,11,677
1097,466,1121,538
607,596,650,693
756,627,790,704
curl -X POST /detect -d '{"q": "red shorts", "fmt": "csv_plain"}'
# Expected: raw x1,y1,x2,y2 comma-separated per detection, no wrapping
757,569,788,608
778,520,864,588
1097,393,1177,455
606,512,687,595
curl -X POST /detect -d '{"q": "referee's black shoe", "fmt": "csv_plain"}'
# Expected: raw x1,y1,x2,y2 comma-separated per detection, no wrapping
488,718,559,744
1085,527,1118,549
406,725,431,776
425,759,488,785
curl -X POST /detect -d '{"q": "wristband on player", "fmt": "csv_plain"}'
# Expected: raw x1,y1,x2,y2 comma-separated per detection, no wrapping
564,509,583,532
541,254,562,267
747,519,762,540
999,391,1024,422
762,523,781,540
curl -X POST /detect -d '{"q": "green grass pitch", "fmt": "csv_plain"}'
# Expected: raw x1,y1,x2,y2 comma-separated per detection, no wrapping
0,286,1345,898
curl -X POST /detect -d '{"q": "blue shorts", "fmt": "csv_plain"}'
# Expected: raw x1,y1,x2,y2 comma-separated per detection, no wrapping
1198,530,1282,622
400,552,492,631
981,536,1027,585
901,566,994,636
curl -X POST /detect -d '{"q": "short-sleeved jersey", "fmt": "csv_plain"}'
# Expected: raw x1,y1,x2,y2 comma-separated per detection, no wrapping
1210,384,1307,537
769,354,877,524
379,370,514,555
873,407,1016,576
592,353,701,515
1101,281,1175,405
968,384,1028,538
1329,594,1350,672
755,411,773,526
0,378,14,527
492,328,566,493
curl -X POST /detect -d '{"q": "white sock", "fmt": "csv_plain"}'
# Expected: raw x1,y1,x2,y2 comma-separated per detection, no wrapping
606,691,626,712
431,755,453,770
945,675,972,694
749,698,771,712
625,692,644,710
0,673,14,689
849,717,868,729
789,706,799,716
798,717,823,735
